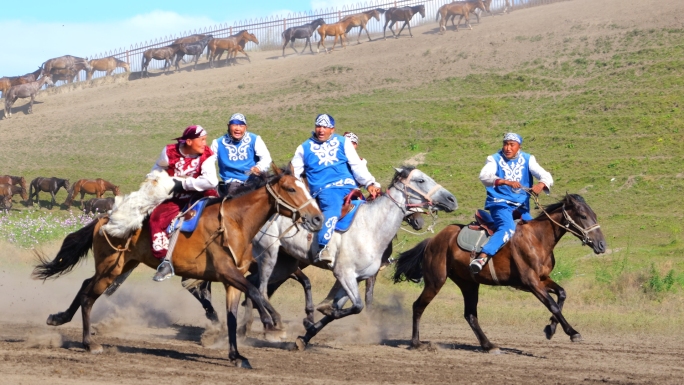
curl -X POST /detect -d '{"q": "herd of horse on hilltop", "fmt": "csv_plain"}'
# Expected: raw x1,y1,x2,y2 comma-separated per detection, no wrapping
0,175,120,212
0,0,508,119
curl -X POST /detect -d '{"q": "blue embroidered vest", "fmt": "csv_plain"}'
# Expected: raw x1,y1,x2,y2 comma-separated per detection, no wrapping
217,132,258,183
485,150,533,210
301,134,356,193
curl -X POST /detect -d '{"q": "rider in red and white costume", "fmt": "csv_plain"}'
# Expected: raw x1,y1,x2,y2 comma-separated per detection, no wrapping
149,125,218,281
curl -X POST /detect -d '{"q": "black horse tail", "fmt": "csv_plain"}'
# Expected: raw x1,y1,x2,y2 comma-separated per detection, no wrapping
32,218,98,280
393,238,430,284
28,180,35,204
436,9,441,22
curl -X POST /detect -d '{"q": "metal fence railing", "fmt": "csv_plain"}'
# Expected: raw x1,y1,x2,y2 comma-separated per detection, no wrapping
56,0,569,85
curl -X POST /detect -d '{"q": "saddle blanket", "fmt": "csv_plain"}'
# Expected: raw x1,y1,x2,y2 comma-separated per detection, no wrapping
456,226,490,253
168,198,211,234
335,199,365,233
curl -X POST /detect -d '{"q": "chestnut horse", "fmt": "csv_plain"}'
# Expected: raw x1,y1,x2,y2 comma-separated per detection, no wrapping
381,5,426,39
436,0,487,33
394,194,606,352
282,18,326,56
4,75,54,118
342,9,385,44
141,45,180,77
32,167,323,368
0,175,27,191
66,178,120,208
316,19,355,53
42,56,92,77
207,31,258,67
28,176,70,209
86,57,131,80
0,183,28,205
8,68,44,87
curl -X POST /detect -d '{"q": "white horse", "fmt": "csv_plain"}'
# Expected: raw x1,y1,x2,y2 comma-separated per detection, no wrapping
249,167,457,348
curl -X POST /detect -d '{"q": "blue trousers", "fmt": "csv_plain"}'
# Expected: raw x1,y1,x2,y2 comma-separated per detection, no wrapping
481,204,533,257
316,187,353,247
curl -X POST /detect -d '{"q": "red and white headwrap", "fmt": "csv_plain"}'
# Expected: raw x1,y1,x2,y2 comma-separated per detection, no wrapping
174,125,207,143
343,131,359,145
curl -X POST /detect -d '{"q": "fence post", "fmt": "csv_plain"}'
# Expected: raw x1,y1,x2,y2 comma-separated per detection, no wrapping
284,18,287,31
338,10,342,20
230,26,233,35
126,50,130,64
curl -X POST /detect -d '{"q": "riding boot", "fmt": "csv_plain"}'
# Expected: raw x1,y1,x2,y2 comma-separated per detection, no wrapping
313,245,334,269
469,252,489,275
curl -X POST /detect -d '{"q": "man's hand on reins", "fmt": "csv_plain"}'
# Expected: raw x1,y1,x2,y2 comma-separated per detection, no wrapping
367,185,381,198
531,182,546,195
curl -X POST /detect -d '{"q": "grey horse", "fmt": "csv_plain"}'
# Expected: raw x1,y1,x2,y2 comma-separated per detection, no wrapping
250,167,457,348
4,75,54,118
282,18,326,56
174,35,213,71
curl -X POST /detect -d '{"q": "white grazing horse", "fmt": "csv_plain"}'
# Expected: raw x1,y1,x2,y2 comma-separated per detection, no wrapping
250,167,457,349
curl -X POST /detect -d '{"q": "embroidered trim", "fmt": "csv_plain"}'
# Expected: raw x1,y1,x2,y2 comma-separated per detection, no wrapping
222,134,252,161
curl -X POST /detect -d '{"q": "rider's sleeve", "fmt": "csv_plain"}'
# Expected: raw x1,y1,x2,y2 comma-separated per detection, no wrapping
291,145,305,180
254,136,273,172
478,155,498,187
345,140,380,189
529,155,553,189
182,154,219,191
148,147,170,176
210,138,219,155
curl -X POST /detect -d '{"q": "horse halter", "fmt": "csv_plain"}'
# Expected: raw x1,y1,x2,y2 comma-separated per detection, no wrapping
389,169,443,213
265,181,316,223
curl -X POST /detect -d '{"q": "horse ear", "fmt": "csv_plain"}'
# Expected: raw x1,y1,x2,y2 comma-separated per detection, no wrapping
270,162,282,175
394,167,404,173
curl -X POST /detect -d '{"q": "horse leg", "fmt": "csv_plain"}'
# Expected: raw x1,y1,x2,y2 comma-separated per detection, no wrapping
225,285,251,368
455,280,499,352
383,20,390,40
28,94,34,114
406,21,415,38
410,263,447,350
527,278,581,342
541,278,567,340
291,38,300,55
364,274,377,309
47,277,94,326
364,25,372,42
183,278,219,324
388,21,398,38
291,269,316,329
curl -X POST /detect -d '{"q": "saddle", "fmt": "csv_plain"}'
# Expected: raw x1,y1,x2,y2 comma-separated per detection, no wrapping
456,209,523,254
168,197,212,234
336,189,367,233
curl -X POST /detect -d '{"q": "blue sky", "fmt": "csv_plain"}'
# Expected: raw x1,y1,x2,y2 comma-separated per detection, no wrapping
0,0,358,76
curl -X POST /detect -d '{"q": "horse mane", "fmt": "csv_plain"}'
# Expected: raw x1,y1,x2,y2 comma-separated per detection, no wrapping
206,166,294,206
390,165,417,186
535,193,586,219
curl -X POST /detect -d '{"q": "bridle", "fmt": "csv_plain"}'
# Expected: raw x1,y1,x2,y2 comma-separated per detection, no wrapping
387,169,443,214
265,181,317,223
528,190,601,247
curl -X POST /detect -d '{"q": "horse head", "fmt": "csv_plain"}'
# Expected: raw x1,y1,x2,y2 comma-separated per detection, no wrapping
120,61,131,72
248,33,259,45
312,18,326,28
113,185,121,196
61,179,71,191
417,5,426,18
370,10,381,21
391,167,457,212
41,75,54,87
267,164,322,233
558,194,606,254
18,186,28,201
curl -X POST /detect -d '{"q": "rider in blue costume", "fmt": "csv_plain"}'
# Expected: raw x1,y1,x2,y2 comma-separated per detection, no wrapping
291,114,381,265
210,113,273,197
470,132,553,274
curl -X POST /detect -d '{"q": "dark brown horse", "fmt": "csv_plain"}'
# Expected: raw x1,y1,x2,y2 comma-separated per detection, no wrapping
343,9,385,44
32,167,323,368
66,178,120,208
174,35,213,71
29,177,70,209
83,197,115,214
381,5,426,39
282,18,326,56
141,45,180,77
0,184,28,206
394,194,606,352
0,194,12,210
0,175,27,191
4,75,54,118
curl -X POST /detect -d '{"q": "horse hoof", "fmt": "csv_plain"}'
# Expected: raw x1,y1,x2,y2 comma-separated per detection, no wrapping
302,318,314,330
47,313,68,326
86,343,103,354
571,333,583,342
232,358,252,369
315,303,334,317
294,337,308,351
486,347,503,354
544,325,556,340
410,341,435,352
264,329,287,342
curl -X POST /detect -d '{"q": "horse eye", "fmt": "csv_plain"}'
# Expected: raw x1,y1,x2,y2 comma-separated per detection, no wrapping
285,187,296,193
417,179,425,183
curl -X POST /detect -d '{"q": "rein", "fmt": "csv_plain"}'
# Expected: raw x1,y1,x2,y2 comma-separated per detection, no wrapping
526,190,601,246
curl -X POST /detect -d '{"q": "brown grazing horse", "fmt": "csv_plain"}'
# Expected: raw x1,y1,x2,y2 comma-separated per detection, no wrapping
42,55,92,76
29,176,70,209
48,59,90,84
381,5,426,39
66,178,120,208
32,167,323,368
207,31,258,67
83,197,115,214
1,69,43,98
436,0,486,33
86,57,130,80
342,9,385,44
0,183,28,205
317,19,355,53
4,75,54,118
0,175,27,191
141,45,180,77
394,194,606,352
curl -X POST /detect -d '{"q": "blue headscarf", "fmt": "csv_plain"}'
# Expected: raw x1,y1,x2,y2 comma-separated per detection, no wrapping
315,114,335,128
503,132,523,144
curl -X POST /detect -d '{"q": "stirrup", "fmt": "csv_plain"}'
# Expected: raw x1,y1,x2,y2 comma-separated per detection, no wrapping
469,257,488,275
153,260,175,282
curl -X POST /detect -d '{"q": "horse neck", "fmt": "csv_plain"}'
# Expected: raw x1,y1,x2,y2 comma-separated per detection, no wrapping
355,186,407,248
226,188,278,241
530,209,568,251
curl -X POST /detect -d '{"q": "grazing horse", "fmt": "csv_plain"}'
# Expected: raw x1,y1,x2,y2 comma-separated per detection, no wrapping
281,18,326,56
342,9,385,44
316,19,356,53
141,45,180,77
42,56,91,77
48,60,90,84
83,197,115,214
86,57,131,80
32,167,323,369
0,183,28,205
66,178,120,208
393,194,606,352
29,177,70,209
0,195,12,210
0,175,27,191
381,5,426,39
248,167,457,349
207,31,258,67
4,76,54,118
9,68,44,87
436,0,487,33
174,35,212,71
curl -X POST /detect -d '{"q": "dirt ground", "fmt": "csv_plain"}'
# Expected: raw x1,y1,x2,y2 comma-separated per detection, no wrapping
1,0,684,383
